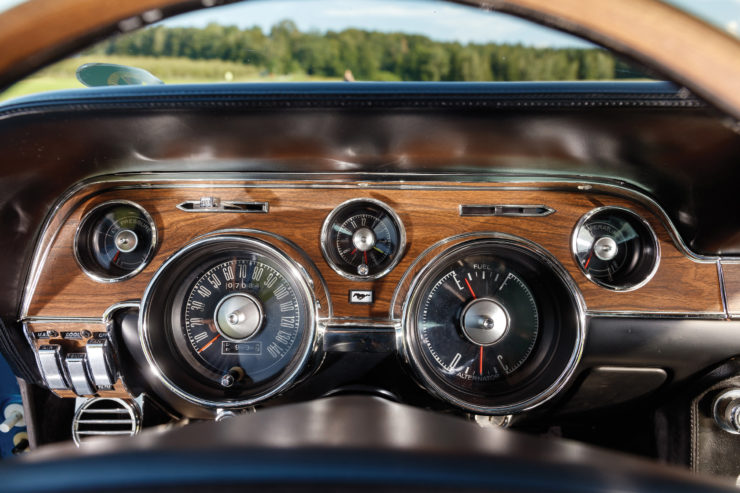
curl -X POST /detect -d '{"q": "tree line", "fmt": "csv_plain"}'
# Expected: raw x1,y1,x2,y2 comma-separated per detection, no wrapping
86,21,644,81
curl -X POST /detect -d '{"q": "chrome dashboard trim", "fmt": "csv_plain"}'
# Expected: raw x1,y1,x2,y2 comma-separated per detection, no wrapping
138,233,320,410
717,260,731,319
319,197,407,282
585,310,727,319
18,172,724,322
459,204,555,217
397,232,587,415
73,200,158,284
570,206,661,292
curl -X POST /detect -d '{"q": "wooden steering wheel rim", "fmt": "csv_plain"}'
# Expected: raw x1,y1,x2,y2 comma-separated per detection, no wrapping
1,0,739,119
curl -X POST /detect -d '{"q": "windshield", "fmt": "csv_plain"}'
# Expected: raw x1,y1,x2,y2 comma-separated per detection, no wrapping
1,0,736,101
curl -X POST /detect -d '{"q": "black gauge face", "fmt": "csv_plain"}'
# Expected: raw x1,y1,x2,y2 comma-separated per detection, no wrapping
573,208,659,290
404,238,585,414
177,255,305,387
75,201,156,281
141,237,316,408
322,199,405,280
416,254,539,391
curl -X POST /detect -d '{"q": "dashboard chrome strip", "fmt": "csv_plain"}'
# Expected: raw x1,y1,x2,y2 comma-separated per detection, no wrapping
717,260,731,319
586,310,727,319
18,172,725,321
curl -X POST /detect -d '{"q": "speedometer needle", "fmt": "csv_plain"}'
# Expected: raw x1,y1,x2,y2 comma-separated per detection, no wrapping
479,346,483,375
198,335,220,353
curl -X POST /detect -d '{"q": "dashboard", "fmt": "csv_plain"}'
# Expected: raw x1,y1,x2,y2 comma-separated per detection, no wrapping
20,179,723,415
2,82,740,481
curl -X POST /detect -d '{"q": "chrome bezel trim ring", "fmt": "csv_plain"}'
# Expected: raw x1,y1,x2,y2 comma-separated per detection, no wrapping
73,200,157,283
320,197,407,282
571,206,661,292
139,234,317,409
400,233,586,415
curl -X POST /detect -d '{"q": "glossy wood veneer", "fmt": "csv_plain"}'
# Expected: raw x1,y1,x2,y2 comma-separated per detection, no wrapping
25,183,723,319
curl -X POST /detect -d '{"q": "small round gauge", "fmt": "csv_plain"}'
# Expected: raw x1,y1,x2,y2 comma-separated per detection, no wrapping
140,236,316,409
572,207,660,291
321,198,405,280
403,236,585,415
74,201,157,282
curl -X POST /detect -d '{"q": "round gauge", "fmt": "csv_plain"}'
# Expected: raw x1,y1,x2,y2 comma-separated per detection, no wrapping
140,236,316,409
572,207,660,291
403,236,585,414
74,201,157,282
321,198,405,280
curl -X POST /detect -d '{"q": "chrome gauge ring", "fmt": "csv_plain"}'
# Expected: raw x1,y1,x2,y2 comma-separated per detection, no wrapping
320,198,406,281
139,235,317,409
402,235,585,415
572,207,660,291
74,200,157,282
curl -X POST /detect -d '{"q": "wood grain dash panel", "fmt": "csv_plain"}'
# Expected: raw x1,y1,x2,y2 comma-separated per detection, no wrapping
25,183,723,320
721,261,740,316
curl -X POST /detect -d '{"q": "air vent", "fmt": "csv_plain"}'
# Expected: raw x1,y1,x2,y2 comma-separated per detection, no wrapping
459,204,555,217
72,398,140,446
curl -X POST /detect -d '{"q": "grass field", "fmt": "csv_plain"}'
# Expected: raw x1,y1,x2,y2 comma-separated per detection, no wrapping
0,55,341,102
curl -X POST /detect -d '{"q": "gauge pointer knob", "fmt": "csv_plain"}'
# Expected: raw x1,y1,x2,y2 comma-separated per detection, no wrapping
352,227,376,252
460,298,509,346
593,236,618,261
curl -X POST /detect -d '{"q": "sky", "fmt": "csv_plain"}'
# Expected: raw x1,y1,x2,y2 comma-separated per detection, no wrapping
162,0,740,47
0,0,738,46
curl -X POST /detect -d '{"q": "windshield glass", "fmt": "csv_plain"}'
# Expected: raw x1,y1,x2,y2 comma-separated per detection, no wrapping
5,0,734,101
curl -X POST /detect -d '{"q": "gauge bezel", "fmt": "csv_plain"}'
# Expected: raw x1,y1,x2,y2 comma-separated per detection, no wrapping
73,200,157,283
320,198,407,281
139,234,318,409
400,233,586,415
571,206,661,292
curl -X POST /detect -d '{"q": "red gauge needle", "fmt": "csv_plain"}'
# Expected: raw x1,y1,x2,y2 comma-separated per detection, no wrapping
464,278,477,299
584,250,594,269
112,251,121,264
198,335,220,353
364,251,368,264
351,248,357,255
479,346,484,375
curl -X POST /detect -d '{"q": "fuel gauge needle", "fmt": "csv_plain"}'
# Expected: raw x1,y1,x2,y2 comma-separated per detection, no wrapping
464,278,477,299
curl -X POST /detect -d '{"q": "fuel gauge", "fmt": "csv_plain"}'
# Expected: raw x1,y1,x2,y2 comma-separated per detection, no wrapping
572,207,659,291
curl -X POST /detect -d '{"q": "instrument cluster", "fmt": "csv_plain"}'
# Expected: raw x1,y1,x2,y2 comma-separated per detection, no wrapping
68,196,662,417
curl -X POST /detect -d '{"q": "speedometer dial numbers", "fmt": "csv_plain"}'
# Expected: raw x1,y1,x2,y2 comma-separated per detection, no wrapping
140,236,316,409
181,257,303,387
321,198,405,280
403,236,585,415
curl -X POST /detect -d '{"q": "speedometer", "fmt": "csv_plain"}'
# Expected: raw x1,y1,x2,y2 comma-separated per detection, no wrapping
178,257,304,388
140,235,316,409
